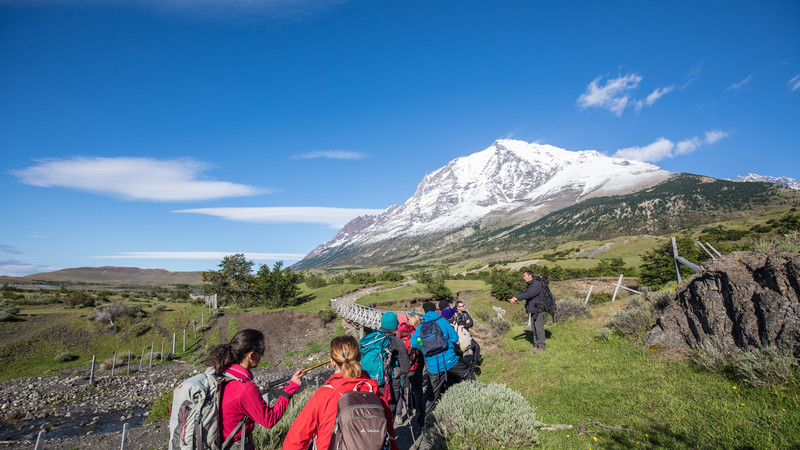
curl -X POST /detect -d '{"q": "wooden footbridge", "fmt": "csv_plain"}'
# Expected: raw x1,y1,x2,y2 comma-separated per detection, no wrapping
330,281,417,332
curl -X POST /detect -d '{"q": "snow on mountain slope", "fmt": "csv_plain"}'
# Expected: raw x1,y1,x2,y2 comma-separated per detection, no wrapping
734,173,800,190
308,139,670,256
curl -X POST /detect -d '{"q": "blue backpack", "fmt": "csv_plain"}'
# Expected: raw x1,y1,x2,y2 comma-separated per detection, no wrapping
359,331,391,386
418,319,448,356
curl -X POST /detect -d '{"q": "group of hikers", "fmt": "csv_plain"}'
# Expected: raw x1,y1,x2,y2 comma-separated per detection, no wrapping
170,270,550,450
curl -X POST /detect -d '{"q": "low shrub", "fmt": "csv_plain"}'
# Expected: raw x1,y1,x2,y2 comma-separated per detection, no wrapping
146,389,173,423
130,323,151,337
489,317,511,336
593,326,613,341
253,388,314,449
588,292,613,304
605,296,654,338
317,308,338,325
64,291,95,308
90,304,142,323
100,354,129,370
554,298,590,323
428,381,539,449
14,296,60,306
473,307,491,323
54,352,78,363
304,273,328,289
732,345,798,388
0,305,20,321
691,339,734,373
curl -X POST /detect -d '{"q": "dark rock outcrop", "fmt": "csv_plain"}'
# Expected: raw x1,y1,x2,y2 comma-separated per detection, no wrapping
642,252,800,357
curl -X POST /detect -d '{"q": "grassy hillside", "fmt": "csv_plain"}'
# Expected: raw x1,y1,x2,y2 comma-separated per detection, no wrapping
463,290,800,449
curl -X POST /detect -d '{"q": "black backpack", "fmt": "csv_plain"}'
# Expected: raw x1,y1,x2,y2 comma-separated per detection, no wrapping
535,275,557,321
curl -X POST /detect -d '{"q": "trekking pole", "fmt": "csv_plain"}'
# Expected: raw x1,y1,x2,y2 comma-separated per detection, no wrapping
300,359,331,375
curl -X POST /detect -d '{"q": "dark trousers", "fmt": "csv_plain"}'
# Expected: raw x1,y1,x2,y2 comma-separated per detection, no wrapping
407,370,425,422
531,312,545,350
422,357,476,420
387,374,403,418
469,339,481,366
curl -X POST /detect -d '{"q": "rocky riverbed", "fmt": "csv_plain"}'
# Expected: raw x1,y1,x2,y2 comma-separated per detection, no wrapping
0,362,323,450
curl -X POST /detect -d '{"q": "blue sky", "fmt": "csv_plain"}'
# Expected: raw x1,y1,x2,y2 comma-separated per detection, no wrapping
1,0,798,276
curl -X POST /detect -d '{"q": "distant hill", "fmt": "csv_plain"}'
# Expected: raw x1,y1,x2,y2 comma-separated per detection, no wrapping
21,266,203,285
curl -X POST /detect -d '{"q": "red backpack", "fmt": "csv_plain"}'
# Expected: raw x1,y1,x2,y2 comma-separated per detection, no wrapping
396,323,419,371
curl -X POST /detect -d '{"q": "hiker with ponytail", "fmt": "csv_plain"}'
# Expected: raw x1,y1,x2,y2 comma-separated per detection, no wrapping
282,335,399,450
209,329,303,450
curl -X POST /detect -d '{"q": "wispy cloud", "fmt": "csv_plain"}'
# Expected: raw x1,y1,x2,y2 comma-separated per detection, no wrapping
89,251,304,261
727,75,753,91
0,258,60,277
12,157,268,202
1,245,22,255
292,151,367,160
613,130,729,162
173,206,385,228
577,73,642,116
789,75,800,92
28,232,53,239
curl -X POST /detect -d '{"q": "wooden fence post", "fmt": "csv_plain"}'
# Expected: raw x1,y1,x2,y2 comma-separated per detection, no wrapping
611,274,623,302
172,333,176,355
127,350,131,376
34,430,46,450
183,329,186,353
89,355,96,385
149,343,154,368
120,422,129,450
584,285,594,305
671,237,682,284
139,345,146,371
112,351,117,377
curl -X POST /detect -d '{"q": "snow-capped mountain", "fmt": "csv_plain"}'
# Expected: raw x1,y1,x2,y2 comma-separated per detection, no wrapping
734,173,800,190
303,139,670,260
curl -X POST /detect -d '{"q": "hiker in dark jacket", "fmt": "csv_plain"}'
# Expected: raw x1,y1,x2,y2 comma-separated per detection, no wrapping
509,270,546,353
379,312,411,418
453,300,482,367
411,302,475,425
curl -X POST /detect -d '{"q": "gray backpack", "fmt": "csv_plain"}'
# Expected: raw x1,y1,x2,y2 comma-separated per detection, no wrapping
327,381,391,450
168,367,247,450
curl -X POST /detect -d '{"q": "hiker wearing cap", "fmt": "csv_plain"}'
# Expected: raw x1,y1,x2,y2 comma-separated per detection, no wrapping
411,302,475,425
396,312,424,424
378,312,411,417
509,270,546,353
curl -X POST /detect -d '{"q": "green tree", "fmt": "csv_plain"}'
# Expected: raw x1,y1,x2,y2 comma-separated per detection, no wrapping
415,266,452,300
253,261,303,308
203,254,255,305
487,267,525,301
640,236,708,289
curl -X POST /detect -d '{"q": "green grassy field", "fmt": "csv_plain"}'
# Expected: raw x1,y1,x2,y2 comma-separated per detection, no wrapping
475,301,800,449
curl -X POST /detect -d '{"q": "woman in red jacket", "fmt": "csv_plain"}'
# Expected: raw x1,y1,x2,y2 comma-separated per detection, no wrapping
282,335,399,450
208,329,303,450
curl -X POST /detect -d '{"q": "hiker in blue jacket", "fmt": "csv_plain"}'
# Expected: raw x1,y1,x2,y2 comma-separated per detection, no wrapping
411,301,475,425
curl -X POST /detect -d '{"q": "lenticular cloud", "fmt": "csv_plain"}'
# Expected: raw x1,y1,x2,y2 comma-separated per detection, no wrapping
13,156,266,201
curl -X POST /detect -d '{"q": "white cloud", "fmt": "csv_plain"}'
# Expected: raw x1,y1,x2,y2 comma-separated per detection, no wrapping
90,251,304,261
0,258,60,277
293,151,367,160
789,75,800,92
645,85,676,106
727,75,753,91
577,73,642,116
675,136,702,155
614,138,675,163
614,130,729,162
173,206,385,228
12,157,268,202
704,130,729,145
